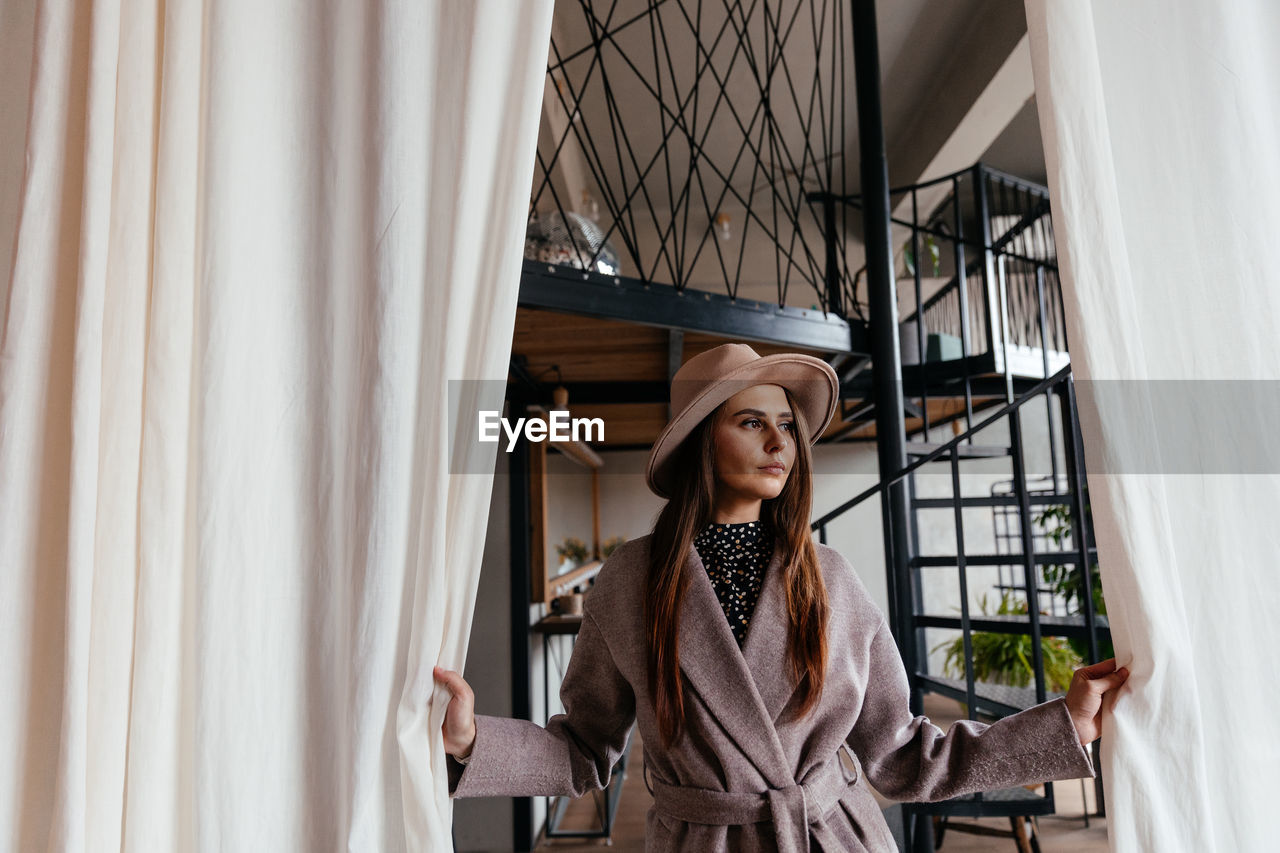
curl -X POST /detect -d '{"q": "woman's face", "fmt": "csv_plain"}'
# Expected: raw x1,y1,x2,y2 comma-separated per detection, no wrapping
710,383,797,515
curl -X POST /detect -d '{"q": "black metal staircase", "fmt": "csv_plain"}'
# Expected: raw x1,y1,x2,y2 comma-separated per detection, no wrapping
814,166,1110,851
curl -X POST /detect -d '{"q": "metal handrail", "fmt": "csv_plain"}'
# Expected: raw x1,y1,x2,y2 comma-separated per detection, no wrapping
812,363,1072,534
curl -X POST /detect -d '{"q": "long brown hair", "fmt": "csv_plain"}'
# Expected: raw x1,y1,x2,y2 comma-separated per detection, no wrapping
643,386,829,750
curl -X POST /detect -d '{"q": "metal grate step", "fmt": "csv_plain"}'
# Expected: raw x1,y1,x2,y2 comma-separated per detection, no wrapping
916,612,1110,640
916,674,1063,718
912,551,1098,568
913,784,1057,818
904,441,1012,459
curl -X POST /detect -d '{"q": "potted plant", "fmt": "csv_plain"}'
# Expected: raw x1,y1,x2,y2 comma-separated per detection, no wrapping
601,535,627,558
554,536,590,571
902,233,941,278
932,590,1082,696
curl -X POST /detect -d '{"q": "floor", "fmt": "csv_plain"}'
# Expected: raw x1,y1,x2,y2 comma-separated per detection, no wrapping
533,693,1110,852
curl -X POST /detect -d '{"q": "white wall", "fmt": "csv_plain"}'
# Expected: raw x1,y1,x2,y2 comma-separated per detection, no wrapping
542,448,665,573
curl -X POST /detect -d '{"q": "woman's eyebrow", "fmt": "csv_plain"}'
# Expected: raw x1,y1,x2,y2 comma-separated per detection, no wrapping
733,408,795,418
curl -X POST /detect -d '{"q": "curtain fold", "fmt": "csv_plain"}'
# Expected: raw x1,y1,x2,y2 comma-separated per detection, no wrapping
1025,2,1280,850
0,1,553,850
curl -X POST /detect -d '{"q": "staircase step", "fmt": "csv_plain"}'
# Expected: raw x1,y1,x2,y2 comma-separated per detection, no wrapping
910,494,1084,509
911,785,1056,818
912,550,1097,568
905,441,1011,459
916,674,1062,717
915,613,1110,640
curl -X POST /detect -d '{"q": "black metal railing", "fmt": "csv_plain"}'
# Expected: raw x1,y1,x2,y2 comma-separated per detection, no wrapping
813,363,1109,818
896,165,1066,370
532,0,859,313
824,163,1065,374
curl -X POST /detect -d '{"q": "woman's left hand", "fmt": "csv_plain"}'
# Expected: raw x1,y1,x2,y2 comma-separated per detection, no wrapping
1065,658,1130,746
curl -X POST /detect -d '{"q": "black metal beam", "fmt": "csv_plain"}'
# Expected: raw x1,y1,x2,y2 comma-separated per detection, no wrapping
667,330,684,420
508,425,533,852
514,366,1054,409
520,261,866,354
852,0,929,848
853,0,910,644
823,194,844,316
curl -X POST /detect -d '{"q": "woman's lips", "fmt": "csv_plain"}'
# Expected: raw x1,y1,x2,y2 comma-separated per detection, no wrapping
760,463,786,474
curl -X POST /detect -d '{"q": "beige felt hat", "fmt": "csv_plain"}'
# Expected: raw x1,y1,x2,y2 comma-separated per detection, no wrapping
645,343,839,499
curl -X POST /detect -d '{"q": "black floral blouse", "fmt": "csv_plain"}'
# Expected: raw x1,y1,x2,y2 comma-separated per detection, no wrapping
693,519,775,647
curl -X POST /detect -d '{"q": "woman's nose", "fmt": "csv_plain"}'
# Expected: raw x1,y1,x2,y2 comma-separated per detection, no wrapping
765,425,788,452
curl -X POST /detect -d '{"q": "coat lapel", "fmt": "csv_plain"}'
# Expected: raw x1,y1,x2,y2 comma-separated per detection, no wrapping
740,541,802,724
679,543,792,787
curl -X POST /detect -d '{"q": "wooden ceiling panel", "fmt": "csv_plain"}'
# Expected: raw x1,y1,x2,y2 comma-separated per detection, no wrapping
511,307,838,389
562,403,669,449
512,307,671,384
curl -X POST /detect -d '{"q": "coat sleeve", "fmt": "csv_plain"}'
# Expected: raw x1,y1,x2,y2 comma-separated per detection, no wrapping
845,614,1096,803
448,606,637,799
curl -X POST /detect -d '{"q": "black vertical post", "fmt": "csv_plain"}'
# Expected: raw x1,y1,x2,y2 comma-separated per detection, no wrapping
1009,406,1048,704
1060,377,1107,817
852,1,928,850
508,409,534,852
951,177,976,436
824,194,844,317
975,167,999,363
851,0,909,661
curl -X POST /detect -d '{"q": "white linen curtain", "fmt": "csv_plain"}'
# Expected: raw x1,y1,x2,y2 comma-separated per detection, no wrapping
0,0,553,850
1025,2,1280,851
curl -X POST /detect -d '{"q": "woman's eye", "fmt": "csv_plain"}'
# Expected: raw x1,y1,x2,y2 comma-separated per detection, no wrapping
743,418,795,432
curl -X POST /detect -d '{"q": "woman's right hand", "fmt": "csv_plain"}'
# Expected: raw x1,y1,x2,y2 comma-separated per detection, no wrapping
432,666,478,760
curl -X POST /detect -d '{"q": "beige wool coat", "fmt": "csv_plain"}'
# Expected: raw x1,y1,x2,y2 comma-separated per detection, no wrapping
448,535,1095,852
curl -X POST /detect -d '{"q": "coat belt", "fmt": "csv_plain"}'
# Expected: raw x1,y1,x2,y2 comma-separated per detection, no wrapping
645,746,860,853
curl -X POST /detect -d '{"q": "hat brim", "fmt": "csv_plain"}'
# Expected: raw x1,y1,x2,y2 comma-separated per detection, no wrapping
645,353,839,500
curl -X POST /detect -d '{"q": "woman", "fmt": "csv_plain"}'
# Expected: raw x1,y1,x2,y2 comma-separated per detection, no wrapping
434,343,1128,852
